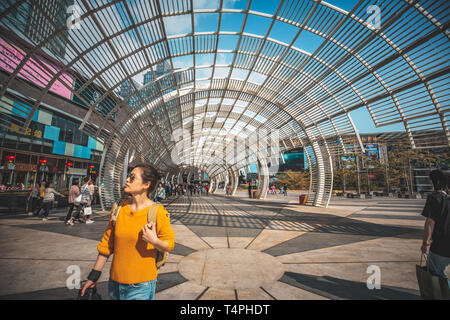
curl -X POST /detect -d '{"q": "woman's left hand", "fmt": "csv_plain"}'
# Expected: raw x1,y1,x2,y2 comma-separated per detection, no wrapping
142,222,159,245
421,244,430,254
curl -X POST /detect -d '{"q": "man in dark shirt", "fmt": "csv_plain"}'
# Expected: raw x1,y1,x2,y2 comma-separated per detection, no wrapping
421,169,450,287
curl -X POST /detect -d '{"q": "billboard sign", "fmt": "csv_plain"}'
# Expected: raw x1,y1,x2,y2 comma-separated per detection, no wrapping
365,144,379,161
68,168,87,176
0,36,74,100
342,156,356,169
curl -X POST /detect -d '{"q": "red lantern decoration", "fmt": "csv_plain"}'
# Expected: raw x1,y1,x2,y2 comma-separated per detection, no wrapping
88,164,95,169
6,155,15,162
39,158,47,165
66,161,73,167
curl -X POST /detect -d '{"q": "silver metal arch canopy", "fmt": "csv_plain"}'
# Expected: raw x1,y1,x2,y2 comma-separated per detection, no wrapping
0,0,448,208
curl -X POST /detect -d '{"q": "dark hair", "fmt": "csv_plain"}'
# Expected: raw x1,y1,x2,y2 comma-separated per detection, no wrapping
83,177,90,183
430,169,446,191
72,179,79,186
131,163,159,194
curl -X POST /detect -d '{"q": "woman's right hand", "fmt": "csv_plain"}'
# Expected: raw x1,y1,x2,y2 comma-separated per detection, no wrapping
80,280,96,296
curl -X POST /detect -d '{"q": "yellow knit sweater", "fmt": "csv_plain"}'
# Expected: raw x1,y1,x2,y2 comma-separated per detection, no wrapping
97,203,175,284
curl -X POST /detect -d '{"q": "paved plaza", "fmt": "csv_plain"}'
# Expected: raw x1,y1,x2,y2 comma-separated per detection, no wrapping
0,194,438,300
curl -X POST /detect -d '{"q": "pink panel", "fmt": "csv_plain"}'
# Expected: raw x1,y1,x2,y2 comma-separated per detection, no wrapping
0,36,74,100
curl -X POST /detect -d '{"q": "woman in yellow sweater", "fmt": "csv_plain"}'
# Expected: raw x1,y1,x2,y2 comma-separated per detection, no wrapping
80,163,175,300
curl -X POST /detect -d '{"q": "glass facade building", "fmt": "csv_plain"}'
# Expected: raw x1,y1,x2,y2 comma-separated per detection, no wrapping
0,94,103,190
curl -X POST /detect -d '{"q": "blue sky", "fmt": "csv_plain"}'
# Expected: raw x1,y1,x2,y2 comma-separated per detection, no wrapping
350,108,405,134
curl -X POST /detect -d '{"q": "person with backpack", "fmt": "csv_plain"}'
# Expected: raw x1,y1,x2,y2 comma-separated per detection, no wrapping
65,179,80,226
154,183,166,202
421,169,450,287
41,182,65,221
80,163,175,300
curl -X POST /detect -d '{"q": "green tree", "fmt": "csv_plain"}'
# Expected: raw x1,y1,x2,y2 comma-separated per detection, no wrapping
275,170,310,190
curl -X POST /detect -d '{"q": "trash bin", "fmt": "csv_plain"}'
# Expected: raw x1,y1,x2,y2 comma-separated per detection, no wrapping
252,190,257,199
299,195,307,204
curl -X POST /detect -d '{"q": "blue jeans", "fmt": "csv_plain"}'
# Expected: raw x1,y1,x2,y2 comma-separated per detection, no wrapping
428,251,450,287
108,279,157,300
42,201,53,218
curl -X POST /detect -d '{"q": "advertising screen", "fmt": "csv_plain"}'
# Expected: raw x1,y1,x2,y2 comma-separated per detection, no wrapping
365,144,379,161
0,36,74,100
279,148,304,172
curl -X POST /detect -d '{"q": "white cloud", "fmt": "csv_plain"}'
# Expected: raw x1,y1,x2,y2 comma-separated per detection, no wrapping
193,0,220,10
163,15,192,35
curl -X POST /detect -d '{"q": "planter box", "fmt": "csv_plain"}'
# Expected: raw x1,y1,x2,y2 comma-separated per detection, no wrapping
299,195,308,204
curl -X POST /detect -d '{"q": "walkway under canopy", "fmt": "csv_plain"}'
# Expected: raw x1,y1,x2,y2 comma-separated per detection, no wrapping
0,0,448,208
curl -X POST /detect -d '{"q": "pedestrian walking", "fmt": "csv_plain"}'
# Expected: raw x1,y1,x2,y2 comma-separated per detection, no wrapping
41,183,65,221
155,183,166,202
80,163,175,300
283,184,288,197
420,169,450,288
33,181,46,216
89,179,95,205
165,183,170,199
205,184,209,196
27,183,40,216
74,177,94,224
65,180,80,226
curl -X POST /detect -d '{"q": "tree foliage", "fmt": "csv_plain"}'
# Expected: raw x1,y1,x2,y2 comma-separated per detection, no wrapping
275,170,309,190
333,139,450,194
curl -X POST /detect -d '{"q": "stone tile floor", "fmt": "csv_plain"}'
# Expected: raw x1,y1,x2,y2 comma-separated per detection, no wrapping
0,194,443,300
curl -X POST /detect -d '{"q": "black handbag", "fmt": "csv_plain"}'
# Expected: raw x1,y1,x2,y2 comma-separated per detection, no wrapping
77,282,102,300
416,254,450,300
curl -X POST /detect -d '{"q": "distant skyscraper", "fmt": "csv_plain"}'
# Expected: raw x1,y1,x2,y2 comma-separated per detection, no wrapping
156,61,171,75
118,79,143,108
122,62,184,107
143,71,154,85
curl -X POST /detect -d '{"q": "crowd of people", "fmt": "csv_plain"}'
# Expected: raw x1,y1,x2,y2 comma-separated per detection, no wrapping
157,182,210,198
268,184,288,197
25,176,191,225
26,177,95,225
0,182,26,191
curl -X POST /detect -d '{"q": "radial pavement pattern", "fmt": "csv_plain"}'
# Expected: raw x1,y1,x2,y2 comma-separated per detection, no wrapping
0,194,428,300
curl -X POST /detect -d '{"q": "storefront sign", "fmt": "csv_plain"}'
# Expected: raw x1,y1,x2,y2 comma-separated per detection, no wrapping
7,164,15,170
9,124,43,139
15,163,37,172
67,168,87,176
